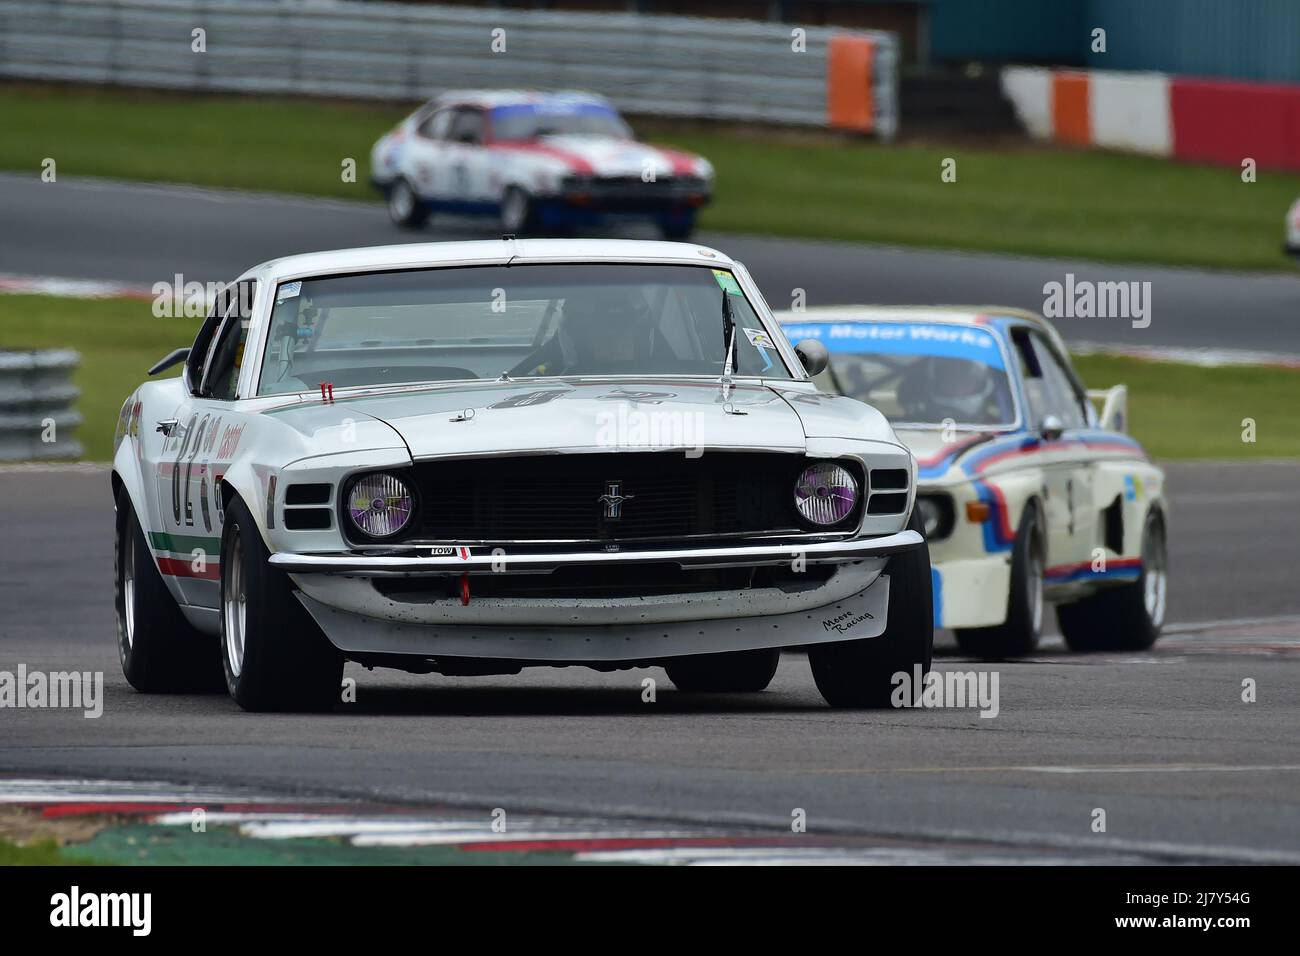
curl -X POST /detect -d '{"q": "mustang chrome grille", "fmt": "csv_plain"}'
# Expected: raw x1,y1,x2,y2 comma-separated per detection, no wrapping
411,451,854,543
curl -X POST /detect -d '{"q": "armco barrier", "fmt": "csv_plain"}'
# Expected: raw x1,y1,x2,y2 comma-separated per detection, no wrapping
0,0,898,138
0,350,83,462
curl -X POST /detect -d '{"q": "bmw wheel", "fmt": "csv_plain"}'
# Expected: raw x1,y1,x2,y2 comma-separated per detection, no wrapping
954,500,1044,659
1057,509,1167,652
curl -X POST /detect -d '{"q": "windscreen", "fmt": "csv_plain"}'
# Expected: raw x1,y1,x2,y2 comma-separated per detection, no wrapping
490,102,632,141
784,320,1017,427
258,263,791,395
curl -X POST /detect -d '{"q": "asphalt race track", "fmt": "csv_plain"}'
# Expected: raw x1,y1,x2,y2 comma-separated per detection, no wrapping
3,173,1300,352
1,465,1297,862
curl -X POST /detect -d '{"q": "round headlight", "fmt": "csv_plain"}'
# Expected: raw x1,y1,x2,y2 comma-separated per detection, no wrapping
794,462,859,526
916,497,942,537
346,472,414,539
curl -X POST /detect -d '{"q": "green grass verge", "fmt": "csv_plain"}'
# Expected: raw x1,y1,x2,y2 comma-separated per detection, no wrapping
3,292,1296,462
1,294,199,463
4,84,1299,271
1071,354,1300,459
0,836,108,865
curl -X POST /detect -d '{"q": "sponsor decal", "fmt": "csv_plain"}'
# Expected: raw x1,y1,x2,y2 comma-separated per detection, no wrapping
711,270,744,296
428,546,472,560
822,608,875,635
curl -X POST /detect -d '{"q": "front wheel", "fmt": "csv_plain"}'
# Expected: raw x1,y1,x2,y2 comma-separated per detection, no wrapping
220,496,343,712
808,509,933,708
500,186,539,234
1058,510,1167,652
954,500,1044,660
387,178,429,229
657,211,697,241
664,648,780,693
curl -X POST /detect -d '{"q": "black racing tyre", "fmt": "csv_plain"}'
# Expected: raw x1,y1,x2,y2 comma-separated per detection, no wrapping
954,500,1044,660
500,186,540,234
657,213,697,241
114,485,224,693
1058,509,1168,653
387,178,429,229
808,508,933,708
664,647,781,693
219,495,343,712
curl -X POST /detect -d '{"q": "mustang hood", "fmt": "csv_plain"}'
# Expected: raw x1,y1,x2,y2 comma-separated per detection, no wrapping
330,379,807,458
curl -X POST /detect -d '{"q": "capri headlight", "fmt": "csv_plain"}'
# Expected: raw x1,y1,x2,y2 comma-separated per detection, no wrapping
346,472,414,539
793,462,859,526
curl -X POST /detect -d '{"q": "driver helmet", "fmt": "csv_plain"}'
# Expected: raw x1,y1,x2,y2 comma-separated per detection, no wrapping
556,288,655,368
930,358,995,419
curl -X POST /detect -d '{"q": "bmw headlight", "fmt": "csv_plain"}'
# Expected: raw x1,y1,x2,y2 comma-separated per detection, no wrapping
794,462,859,526
917,497,942,537
346,472,414,539
915,494,954,540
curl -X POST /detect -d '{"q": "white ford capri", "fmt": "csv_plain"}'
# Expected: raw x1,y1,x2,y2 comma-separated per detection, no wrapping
780,307,1170,659
370,90,713,239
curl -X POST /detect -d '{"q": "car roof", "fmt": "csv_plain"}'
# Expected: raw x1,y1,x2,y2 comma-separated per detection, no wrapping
238,239,735,284
777,305,1071,358
431,90,614,110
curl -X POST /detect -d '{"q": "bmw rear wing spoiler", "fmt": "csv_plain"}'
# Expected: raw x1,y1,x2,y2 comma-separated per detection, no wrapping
1087,385,1128,433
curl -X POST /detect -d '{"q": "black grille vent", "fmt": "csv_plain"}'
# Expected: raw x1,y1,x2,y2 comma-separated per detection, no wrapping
410,452,851,542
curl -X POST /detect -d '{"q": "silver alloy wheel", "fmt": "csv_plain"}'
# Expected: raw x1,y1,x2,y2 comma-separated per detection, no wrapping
123,524,136,648
501,188,528,232
1143,516,1168,627
1027,534,1044,634
223,525,246,678
388,180,415,224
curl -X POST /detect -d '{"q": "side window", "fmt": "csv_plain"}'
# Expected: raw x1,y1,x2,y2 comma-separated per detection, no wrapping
1014,330,1086,428
447,108,483,145
1032,334,1087,428
185,285,232,394
417,108,452,140
201,281,256,401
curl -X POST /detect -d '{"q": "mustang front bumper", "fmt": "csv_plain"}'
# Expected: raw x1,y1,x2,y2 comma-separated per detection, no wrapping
271,530,922,662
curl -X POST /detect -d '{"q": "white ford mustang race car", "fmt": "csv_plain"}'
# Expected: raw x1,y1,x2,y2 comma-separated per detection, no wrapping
370,91,713,239
780,307,1169,658
113,240,931,711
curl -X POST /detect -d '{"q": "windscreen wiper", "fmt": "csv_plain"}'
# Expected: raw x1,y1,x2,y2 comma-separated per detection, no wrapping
719,286,737,402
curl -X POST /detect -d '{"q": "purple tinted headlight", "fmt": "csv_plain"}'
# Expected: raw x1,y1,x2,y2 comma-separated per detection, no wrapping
794,463,858,526
346,473,414,538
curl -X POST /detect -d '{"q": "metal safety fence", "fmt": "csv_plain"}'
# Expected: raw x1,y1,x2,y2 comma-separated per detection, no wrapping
0,349,83,462
0,0,897,136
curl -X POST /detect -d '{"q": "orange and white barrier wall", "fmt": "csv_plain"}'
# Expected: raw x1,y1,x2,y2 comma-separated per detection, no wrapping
1001,66,1300,172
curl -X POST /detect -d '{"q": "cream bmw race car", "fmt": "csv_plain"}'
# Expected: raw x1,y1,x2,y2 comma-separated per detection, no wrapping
779,307,1169,659
113,240,932,712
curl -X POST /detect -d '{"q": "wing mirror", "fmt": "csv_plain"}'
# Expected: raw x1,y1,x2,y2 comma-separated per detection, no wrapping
1040,414,1064,441
794,338,829,377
